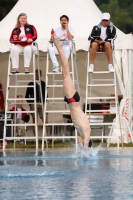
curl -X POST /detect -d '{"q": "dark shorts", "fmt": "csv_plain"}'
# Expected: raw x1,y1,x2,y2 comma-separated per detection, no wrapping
91,41,111,52
98,43,112,52
64,91,80,104
98,44,104,52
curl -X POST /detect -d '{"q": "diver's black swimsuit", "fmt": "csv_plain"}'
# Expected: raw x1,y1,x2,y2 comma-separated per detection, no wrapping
64,91,80,104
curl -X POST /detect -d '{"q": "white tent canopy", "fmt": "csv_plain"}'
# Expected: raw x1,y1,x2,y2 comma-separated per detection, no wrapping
0,0,124,52
0,0,132,143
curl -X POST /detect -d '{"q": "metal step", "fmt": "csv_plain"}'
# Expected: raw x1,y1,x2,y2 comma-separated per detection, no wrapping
92,71,112,74
91,79,114,81
52,80,78,83
48,102,65,105
43,123,73,126
5,124,37,126
47,72,72,75
46,110,70,113
47,97,64,100
6,111,36,113
16,80,35,83
7,98,35,101
9,73,34,75
90,136,118,139
89,122,116,125
4,137,36,139
43,122,115,126
43,136,76,139
53,80,63,82
86,110,116,113
8,85,34,88
47,85,63,88
88,84,115,87
87,97,115,99
96,52,106,54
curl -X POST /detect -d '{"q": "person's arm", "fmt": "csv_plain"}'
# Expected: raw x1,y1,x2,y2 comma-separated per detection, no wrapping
88,26,97,42
66,25,74,40
65,24,74,40
88,26,103,44
105,26,117,42
27,25,37,43
32,26,37,41
9,28,20,43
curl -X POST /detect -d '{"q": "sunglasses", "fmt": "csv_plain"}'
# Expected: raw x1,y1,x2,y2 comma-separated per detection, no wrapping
102,19,108,22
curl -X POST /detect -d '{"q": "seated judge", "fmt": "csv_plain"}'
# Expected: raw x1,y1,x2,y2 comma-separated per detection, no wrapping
9,13,37,73
48,15,74,73
88,13,116,73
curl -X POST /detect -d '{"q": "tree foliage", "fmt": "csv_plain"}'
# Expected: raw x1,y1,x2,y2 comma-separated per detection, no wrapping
0,0,18,21
0,0,132,33
94,0,133,33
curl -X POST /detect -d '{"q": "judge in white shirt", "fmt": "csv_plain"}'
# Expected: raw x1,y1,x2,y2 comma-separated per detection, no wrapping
88,13,116,72
48,15,74,73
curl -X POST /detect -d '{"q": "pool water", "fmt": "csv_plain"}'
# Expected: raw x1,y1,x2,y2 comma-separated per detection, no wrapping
0,149,133,200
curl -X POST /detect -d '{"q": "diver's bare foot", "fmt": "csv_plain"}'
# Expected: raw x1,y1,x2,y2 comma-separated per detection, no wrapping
53,34,63,47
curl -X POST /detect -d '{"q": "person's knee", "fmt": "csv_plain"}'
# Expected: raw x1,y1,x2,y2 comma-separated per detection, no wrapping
64,46,71,52
10,45,18,54
104,42,111,50
24,46,32,54
91,42,98,50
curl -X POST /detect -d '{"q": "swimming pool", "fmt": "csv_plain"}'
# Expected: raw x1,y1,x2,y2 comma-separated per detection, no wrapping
0,149,133,200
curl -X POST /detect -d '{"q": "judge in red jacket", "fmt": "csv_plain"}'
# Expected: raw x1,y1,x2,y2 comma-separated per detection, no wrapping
9,13,37,74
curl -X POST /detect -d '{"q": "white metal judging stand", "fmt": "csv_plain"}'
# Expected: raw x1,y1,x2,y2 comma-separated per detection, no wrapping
42,41,80,150
85,41,120,147
3,43,42,151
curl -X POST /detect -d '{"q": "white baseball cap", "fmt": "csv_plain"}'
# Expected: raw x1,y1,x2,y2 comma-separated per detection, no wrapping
102,13,110,20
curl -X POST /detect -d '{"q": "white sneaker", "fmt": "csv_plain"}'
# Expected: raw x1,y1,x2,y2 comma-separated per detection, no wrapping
108,64,114,72
53,66,59,73
88,64,94,72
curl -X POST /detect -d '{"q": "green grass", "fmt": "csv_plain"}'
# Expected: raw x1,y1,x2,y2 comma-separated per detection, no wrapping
4,140,76,149
3,140,133,149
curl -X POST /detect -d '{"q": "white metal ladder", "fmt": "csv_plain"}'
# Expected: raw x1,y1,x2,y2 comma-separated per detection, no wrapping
85,45,120,147
3,43,42,151
42,41,79,150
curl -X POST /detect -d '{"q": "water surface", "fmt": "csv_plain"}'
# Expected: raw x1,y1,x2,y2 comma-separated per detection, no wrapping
0,149,133,200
